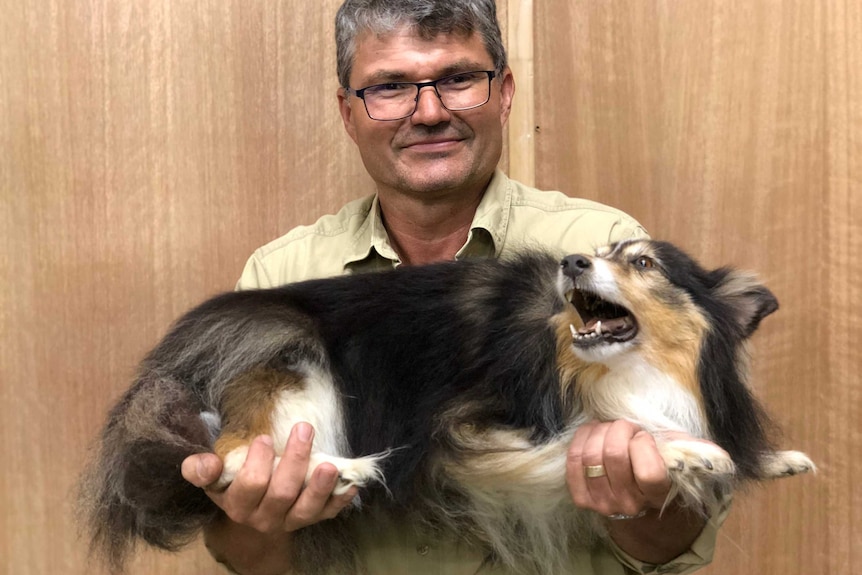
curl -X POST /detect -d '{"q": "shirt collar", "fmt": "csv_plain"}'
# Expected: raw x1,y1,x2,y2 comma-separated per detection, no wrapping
342,169,513,271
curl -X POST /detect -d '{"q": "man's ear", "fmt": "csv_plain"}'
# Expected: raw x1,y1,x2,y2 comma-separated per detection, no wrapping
337,87,359,143
498,66,516,125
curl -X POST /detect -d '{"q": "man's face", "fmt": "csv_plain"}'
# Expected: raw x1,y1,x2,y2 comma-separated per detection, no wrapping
338,28,515,200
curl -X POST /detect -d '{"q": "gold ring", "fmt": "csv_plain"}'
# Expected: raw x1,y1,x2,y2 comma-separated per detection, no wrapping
584,464,607,478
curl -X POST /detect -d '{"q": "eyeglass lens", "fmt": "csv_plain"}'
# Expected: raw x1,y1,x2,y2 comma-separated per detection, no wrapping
360,71,492,121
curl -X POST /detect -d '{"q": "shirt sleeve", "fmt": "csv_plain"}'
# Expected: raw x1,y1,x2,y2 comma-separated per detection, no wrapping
235,252,275,290
606,497,733,575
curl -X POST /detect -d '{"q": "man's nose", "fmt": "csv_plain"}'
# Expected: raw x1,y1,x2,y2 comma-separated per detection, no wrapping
411,86,451,125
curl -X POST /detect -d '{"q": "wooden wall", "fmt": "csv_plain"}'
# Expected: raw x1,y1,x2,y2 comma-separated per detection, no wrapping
1,1,857,574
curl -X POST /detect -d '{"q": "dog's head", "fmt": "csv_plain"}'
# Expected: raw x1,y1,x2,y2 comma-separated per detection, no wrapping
556,239,779,368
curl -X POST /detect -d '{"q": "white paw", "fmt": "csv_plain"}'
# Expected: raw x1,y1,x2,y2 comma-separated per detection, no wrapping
212,445,249,491
307,452,387,495
660,440,735,478
658,440,735,508
761,450,816,478
212,447,387,496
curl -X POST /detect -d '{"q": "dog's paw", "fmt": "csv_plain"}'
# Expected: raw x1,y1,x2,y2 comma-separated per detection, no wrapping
212,445,250,491
760,450,816,478
307,452,387,495
658,440,735,508
212,448,387,496
660,440,735,478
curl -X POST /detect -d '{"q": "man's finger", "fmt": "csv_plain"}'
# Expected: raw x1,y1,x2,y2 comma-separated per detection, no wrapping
181,452,224,488
268,423,315,505
282,463,340,531
221,435,278,519
629,431,673,508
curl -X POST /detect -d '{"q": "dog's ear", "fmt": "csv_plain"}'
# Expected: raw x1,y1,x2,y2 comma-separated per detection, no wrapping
713,269,779,338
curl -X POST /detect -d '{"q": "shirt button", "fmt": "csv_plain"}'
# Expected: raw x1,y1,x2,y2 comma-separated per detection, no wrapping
416,544,430,556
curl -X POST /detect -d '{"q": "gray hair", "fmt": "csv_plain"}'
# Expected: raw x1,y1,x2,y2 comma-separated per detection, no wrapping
335,0,507,89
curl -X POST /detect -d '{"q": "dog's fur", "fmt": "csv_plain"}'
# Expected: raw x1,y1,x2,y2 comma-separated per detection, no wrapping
78,239,814,574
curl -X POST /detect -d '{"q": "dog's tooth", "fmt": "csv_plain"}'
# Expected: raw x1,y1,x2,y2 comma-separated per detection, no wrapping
595,320,602,336
570,324,578,339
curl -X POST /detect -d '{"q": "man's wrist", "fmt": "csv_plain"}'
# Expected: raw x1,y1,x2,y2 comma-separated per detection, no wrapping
605,501,707,565
204,514,294,575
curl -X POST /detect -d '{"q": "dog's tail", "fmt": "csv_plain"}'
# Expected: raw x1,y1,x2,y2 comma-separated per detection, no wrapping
77,288,325,572
77,373,220,573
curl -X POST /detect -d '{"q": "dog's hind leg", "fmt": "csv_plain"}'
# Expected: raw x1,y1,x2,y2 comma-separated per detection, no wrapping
215,447,387,495
212,365,386,495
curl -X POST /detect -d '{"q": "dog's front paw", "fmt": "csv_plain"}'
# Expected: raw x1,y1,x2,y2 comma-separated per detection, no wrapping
760,450,816,478
661,440,735,477
659,440,735,507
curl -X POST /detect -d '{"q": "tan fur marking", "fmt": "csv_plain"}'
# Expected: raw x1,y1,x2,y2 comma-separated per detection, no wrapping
213,368,303,460
616,278,708,411
551,309,608,400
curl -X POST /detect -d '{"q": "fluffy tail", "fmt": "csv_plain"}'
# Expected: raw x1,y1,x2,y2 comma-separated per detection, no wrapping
77,375,219,573
77,289,329,572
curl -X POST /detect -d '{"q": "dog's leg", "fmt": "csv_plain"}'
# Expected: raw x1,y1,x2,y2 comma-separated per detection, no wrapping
657,440,815,508
213,444,387,495
657,439,736,509
308,452,387,495
212,366,387,494
757,450,816,478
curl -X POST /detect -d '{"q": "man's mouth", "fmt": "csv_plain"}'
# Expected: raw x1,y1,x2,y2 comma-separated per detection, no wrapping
566,288,638,347
402,138,463,152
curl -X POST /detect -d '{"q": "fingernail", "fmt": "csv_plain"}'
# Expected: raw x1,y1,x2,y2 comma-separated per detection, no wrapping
296,422,313,443
196,458,210,479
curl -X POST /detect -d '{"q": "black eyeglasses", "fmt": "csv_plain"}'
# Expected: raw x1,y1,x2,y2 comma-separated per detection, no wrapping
348,70,497,121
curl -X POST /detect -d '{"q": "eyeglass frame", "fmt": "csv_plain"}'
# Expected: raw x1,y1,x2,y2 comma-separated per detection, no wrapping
346,70,498,121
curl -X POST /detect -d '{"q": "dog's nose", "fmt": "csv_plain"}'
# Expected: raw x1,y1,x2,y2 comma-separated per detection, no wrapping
560,254,592,278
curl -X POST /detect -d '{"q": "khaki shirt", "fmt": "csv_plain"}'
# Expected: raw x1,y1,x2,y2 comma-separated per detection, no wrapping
237,170,647,288
236,170,729,574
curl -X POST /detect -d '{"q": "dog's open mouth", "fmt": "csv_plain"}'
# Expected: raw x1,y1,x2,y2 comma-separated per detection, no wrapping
567,289,638,347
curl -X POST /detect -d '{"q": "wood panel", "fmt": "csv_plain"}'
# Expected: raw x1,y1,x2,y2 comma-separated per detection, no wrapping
0,1,370,573
534,1,860,574
2,1,857,574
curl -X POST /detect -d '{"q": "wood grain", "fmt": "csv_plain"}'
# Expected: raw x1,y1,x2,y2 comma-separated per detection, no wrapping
535,1,860,574
0,1,370,573
1,1,857,574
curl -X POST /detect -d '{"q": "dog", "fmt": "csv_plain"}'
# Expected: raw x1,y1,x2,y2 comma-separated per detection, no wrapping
78,239,814,574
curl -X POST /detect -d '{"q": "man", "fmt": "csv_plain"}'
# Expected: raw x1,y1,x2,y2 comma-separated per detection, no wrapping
182,1,728,573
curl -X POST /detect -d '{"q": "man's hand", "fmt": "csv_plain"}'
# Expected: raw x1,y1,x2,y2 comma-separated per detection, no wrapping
566,420,716,564
566,420,672,516
181,423,357,574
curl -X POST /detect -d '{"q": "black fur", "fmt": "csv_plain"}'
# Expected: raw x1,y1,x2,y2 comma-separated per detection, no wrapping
647,242,778,478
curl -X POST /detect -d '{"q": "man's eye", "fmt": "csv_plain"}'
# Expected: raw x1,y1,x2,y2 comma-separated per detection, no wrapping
439,73,481,89
445,74,472,84
367,83,410,97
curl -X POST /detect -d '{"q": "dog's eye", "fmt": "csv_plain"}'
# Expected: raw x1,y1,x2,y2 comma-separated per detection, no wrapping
634,256,655,269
